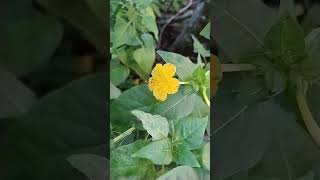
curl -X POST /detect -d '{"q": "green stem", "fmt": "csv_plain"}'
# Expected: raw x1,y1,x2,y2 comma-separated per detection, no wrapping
202,88,210,107
296,90,320,147
112,127,136,144
179,81,190,85
221,63,256,72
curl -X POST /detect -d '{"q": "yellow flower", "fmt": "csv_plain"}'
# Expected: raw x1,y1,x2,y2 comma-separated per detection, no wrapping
148,63,180,101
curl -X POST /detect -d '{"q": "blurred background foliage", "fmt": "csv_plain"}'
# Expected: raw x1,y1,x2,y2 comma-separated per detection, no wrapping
0,0,107,179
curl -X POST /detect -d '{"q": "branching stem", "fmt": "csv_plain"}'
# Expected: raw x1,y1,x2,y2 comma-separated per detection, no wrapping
112,127,136,144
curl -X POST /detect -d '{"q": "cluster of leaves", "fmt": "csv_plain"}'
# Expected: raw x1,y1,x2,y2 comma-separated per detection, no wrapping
111,0,159,80
111,49,211,179
211,0,320,179
110,0,211,176
0,0,108,179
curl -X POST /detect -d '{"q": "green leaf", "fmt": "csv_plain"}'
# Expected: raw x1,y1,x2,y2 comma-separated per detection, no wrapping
190,66,209,92
67,154,108,180
142,7,159,40
174,116,208,150
156,166,200,180
36,0,107,54
202,143,210,170
111,85,156,132
132,137,172,165
110,59,130,86
110,82,121,99
131,110,169,141
190,95,209,118
116,48,149,80
0,73,107,179
247,99,320,179
112,16,138,48
0,66,36,119
151,87,197,119
192,35,210,58
0,15,63,76
211,0,276,61
173,144,200,167
264,14,305,64
200,23,210,40
157,50,197,81
210,73,276,179
133,33,156,75
111,140,156,179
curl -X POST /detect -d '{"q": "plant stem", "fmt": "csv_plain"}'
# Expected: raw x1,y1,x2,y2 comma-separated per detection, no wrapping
296,90,320,147
179,81,190,85
112,127,136,144
202,88,210,107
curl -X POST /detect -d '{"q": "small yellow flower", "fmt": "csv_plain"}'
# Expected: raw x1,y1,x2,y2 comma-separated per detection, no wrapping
148,63,180,101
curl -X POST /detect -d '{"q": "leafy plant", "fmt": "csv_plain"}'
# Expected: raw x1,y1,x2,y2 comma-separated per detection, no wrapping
211,0,320,179
110,9,211,176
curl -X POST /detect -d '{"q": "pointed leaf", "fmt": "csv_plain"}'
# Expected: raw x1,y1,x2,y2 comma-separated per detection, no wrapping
132,137,172,165
173,144,200,167
174,116,208,150
157,50,197,81
156,166,200,180
110,82,121,99
131,110,169,141
111,140,156,179
211,0,276,60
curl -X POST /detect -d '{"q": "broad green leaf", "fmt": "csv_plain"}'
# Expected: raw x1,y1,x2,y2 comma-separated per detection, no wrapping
173,144,200,167
264,15,305,64
110,82,121,99
133,33,156,75
157,50,197,81
211,0,276,61
112,16,138,48
174,116,208,150
131,110,169,141
192,35,210,58
190,95,209,118
247,99,320,180
0,73,107,179
115,85,156,110
0,15,63,76
202,143,210,170
0,66,36,119
151,87,197,119
116,48,149,80
110,59,130,86
200,23,210,40
142,7,159,40
36,0,107,54
212,73,274,180
67,154,108,180
132,137,172,165
111,140,156,180
156,166,200,180
111,85,156,132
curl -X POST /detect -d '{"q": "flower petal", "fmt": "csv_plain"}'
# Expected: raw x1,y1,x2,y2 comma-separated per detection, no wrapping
166,78,180,94
153,88,167,101
151,64,163,76
162,63,176,77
